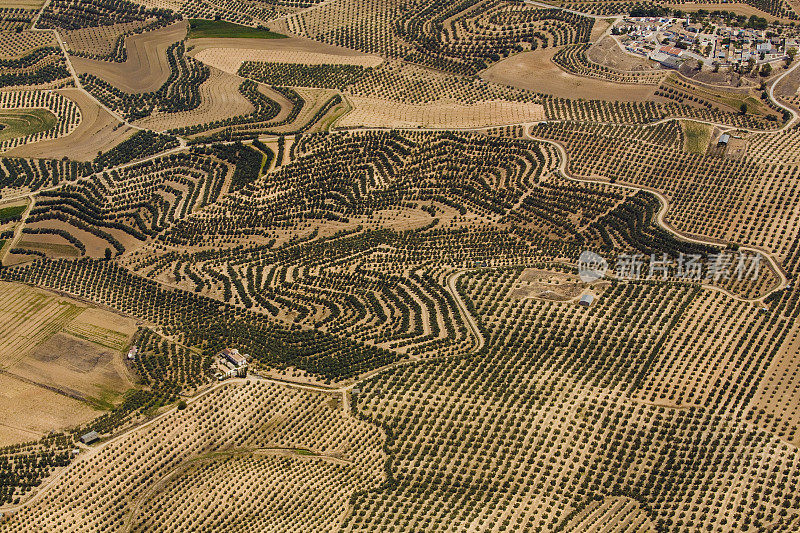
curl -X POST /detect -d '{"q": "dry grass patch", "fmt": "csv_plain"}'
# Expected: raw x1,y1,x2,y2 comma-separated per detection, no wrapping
338,96,545,129
0,281,137,445
681,120,712,154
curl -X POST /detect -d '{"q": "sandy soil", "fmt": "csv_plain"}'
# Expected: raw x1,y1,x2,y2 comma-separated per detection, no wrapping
588,37,661,74
480,48,657,102
338,96,545,129
70,20,187,94
135,66,255,131
2,0,43,7
5,88,134,161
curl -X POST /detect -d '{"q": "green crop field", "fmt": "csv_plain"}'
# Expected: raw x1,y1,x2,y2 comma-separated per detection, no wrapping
187,20,287,39
682,120,712,154
0,109,57,143
0,204,26,223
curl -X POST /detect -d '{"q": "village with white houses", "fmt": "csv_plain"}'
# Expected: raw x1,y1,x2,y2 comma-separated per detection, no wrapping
614,9,799,74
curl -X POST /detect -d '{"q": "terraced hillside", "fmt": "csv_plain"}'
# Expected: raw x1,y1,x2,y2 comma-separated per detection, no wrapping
0,0,799,531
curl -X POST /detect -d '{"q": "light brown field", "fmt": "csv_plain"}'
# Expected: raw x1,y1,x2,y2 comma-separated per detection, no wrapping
338,96,546,129
0,372,97,447
4,88,134,161
63,19,155,57
1,381,385,532
70,20,187,94
193,47,383,75
187,33,377,59
134,66,254,132
0,281,138,445
2,0,43,7
480,47,657,102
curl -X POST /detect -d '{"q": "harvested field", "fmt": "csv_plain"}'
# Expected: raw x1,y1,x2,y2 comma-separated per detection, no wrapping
134,67,254,132
70,21,187,94
194,47,383,76
187,34,380,72
2,1,43,7
661,2,794,23
0,281,137,444
0,372,97,447
5,88,134,161
338,97,546,129
480,47,657,102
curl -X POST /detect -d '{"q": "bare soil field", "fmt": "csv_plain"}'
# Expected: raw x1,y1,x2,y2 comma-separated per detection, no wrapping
510,268,589,301
773,62,800,116
5,88,134,161
589,18,612,42
588,36,662,75
134,66,254,132
187,34,378,60
338,96,546,129
0,372,97,447
63,19,155,57
193,47,383,76
70,21,188,94
480,48,657,102
0,281,137,445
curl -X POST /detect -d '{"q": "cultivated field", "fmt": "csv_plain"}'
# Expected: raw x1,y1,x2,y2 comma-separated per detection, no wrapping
5,89,133,161
338,97,546,129
481,47,657,101
70,21,188,94
1,0,800,531
194,47,383,76
133,66,254,132
0,91,80,152
1,381,384,531
0,281,137,445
